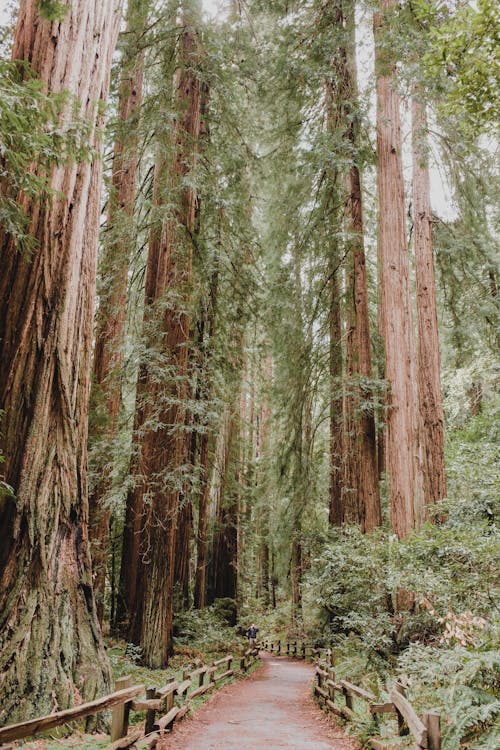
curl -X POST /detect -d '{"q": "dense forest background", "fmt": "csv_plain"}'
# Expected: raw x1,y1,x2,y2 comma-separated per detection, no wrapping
0,1,498,748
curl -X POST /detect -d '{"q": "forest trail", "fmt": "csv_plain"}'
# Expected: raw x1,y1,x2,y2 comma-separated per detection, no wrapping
157,652,356,750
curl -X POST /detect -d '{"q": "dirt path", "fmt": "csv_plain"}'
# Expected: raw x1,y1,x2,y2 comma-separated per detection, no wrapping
157,652,356,750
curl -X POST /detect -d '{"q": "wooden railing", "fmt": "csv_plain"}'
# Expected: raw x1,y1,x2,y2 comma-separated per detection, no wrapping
263,641,441,750
0,648,260,750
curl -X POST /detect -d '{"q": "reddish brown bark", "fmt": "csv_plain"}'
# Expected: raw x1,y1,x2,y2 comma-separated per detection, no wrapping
194,252,219,610
344,165,381,531
332,0,381,531
256,356,272,605
212,408,238,603
0,0,120,722
131,15,202,667
329,265,344,527
375,0,423,537
89,0,148,625
411,95,447,507
291,536,302,627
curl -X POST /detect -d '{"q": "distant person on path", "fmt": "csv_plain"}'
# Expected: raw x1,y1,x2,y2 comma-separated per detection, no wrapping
246,623,259,648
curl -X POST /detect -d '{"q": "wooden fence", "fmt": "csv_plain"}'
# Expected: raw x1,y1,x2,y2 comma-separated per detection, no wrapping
263,641,441,750
0,648,260,750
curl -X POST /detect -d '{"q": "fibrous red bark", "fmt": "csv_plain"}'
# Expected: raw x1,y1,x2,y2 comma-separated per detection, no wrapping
0,0,120,722
89,0,148,625
411,94,447,507
375,0,423,537
130,14,202,667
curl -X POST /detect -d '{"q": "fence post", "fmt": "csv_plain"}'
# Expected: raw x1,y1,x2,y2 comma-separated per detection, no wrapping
165,678,175,712
423,712,441,750
342,685,353,711
301,642,306,659
328,679,335,705
394,682,410,737
144,687,157,736
228,656,233,672
277,640,281,655
110,676,132,742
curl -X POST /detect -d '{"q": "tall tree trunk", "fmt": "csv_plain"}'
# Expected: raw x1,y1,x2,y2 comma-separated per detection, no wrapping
374,0,422,537
411,94,447,507
256,357,272,606
114,363,147,636
133,11,202,667
194,247,219,610
341,0,381,531
0,0,120,722
329,263,344,526
290,536,302,628
89,0,148,626
174,78,210,611
212,407,238,603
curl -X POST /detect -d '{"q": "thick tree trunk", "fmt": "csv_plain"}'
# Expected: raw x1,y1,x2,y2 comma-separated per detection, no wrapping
290,537,302,627
89,0,148,625
344,164,381,530
114,365,147,636
329,265,344,526
256,360,271,605
194,253,219,610
212,408,238,602
340,1,381,531
0,0,120,722
132,15,202,667
374,1,423,537
193,427,212,608
411,95,447,507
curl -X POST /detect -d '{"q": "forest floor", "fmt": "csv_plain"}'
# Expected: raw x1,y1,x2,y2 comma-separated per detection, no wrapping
157,652,357,750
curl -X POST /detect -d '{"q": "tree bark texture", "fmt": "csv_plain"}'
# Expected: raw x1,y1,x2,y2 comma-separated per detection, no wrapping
374,0,422,537
194,246,219,610
131,17,202,667
411,95,447,507
329,263,344,527
212,407,238,602
89,0,148,625
337,0,381,531
0,0,120,722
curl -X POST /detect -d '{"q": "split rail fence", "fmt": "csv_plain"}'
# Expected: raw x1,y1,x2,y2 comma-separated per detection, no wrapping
0,648,259,750
263,641,441,750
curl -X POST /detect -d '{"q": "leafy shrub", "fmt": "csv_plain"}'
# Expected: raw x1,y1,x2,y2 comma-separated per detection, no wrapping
173,604,241,653
304,405,499,748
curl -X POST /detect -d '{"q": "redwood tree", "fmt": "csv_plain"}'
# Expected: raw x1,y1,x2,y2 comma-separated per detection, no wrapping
412,93,447,507
0,0,120,721
341,0,381,531
374,0,423,537
89,0,149,625
131,5,202,667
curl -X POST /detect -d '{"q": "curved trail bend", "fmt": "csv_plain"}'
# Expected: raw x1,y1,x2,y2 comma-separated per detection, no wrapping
158,652,356,750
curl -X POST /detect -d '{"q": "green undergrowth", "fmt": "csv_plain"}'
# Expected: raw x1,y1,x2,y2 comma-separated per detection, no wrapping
305,406,500,750
261,406,499,750
17,609,254,750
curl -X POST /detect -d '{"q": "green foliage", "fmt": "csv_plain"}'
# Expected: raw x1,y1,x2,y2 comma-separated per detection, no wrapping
423,0,500,134
305,404,499,748
399,646,499,749
173,603,242,653
0,60,90,253
37,0,70,22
